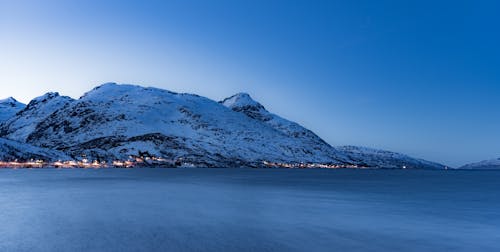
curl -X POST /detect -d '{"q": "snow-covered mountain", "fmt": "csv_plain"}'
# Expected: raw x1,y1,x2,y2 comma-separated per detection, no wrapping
0,138,69,162
460,158,500,170
221,93,330,144
1,83,349,166
220,93,446,169
335,146,445,169
0,83,446,168
0,97,25,123
0,92,74,142
220,93,345,158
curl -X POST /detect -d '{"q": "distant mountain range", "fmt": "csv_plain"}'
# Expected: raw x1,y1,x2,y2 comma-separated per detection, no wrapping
460,158,500,170
0,83,447,169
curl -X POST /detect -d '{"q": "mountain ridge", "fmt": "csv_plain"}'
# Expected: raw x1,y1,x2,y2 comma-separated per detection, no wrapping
0,97,26,124
0,83,447,169
461,158,500,170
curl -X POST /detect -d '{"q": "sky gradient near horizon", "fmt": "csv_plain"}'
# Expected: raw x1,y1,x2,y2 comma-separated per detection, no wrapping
1,0,499,167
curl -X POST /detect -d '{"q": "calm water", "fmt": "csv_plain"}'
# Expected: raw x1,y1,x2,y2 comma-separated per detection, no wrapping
0,168,498,252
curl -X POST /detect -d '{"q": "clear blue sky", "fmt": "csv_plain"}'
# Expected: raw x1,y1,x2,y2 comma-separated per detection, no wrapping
1,0,499,167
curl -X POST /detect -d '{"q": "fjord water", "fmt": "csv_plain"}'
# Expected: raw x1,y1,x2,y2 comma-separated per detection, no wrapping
0,169,498,252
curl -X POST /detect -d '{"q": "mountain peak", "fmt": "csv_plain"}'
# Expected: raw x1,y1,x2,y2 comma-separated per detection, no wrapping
221,92,264,110
0,97,19,104
220,92,272,122
34,92,60,102
90,82,121,91
25,92,64,109
0,97,25,109
0,97,26,123
81,83,154,100
99,82,118,87
0,83,446,169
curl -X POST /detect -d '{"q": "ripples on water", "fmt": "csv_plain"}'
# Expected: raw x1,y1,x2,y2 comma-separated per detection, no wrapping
0,168,498,252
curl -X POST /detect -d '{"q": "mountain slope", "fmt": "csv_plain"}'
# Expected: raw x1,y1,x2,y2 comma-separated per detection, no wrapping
0,137,70,162
460,158,500,170
0,83,446,168
0,92,74,142
0,97,25,123
221,93,446,169
3,83,347,166
220,93,348,160
221,93,331,145
335,146,446,169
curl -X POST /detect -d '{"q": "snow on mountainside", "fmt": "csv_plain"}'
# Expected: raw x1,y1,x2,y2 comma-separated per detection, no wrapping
1,83,348,166
0,138,70,162
0,83,446,168
0,97,25,123
221,93,343,156
221,93,329,143
461,158,500,170
335,146,446,169
0,92,74,142
220,93,446,169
